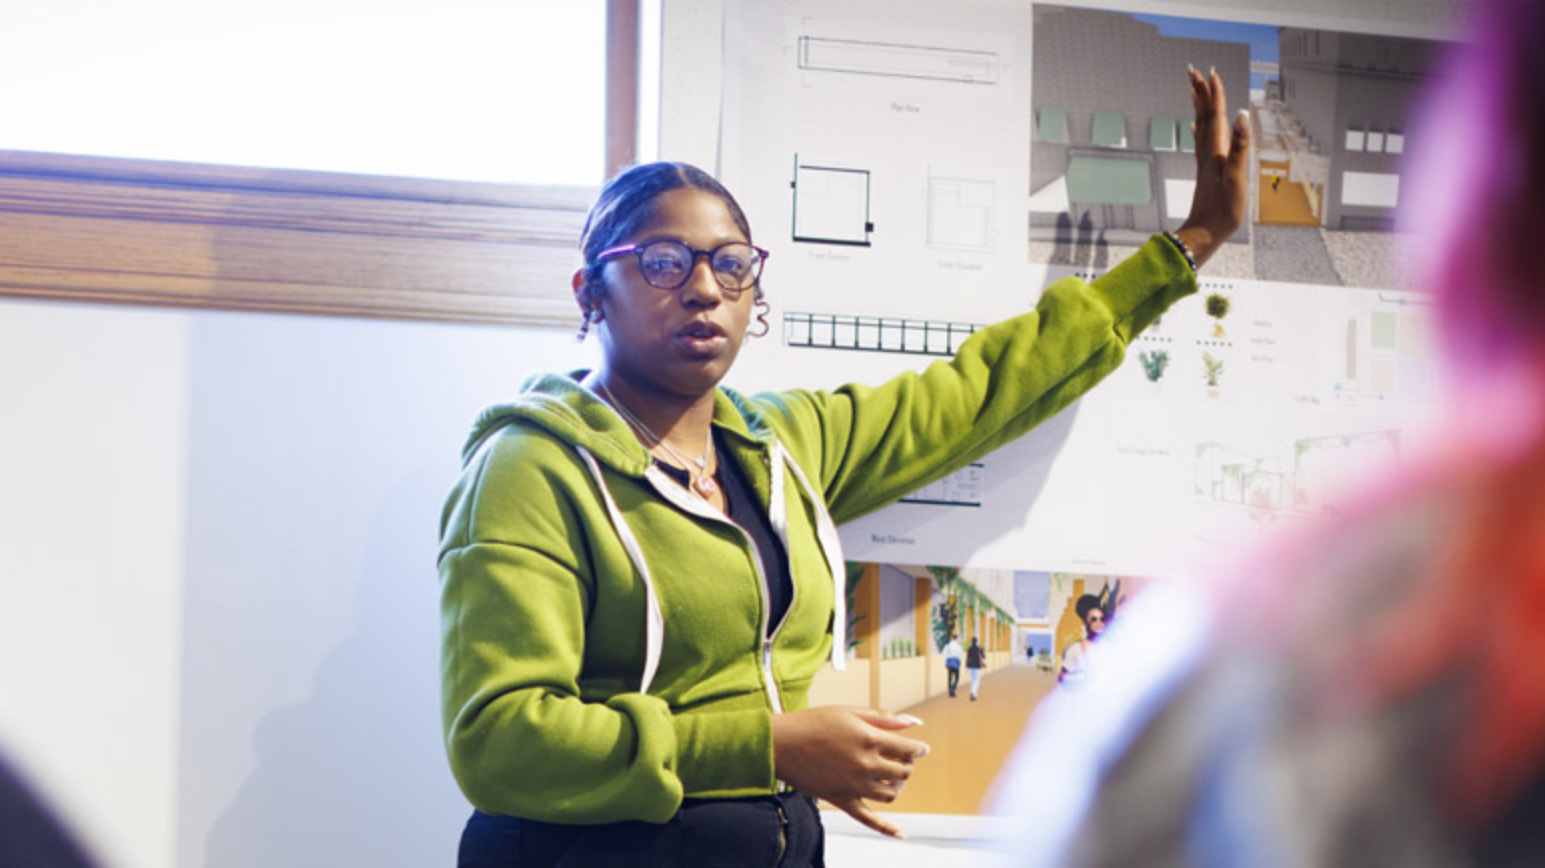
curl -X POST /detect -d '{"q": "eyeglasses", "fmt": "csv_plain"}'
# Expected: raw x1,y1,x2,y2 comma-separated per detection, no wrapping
596,239,769,294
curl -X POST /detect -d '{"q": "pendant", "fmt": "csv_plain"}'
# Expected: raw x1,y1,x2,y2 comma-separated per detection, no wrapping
695,474,719,498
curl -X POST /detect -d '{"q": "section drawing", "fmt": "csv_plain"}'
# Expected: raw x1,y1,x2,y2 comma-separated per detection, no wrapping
1194,429,1400,520
797,36,1000,85
783,312,982,356
791,156,874,246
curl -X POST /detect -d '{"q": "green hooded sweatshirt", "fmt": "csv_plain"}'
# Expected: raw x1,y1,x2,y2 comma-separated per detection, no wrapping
439,235,1195,824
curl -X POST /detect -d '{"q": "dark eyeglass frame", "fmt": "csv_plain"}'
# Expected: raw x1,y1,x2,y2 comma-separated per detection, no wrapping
595,239,770,294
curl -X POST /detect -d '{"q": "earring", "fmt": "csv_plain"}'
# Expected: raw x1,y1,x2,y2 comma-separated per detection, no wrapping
576,307,600,342
750,296,772,338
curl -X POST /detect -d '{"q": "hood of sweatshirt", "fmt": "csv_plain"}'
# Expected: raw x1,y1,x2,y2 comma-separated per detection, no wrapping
460,370,781,474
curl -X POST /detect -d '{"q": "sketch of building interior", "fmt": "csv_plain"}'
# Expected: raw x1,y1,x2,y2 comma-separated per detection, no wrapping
927,171,997,251
1195,429,1399,518
798,36,1001,85
1029,6,1444,287
1267,27,1440,231
791,156,874,246
783,311,981,355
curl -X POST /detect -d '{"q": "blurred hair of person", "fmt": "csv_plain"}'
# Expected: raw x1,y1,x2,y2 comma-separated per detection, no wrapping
0,749,99,868
990,3,1545,866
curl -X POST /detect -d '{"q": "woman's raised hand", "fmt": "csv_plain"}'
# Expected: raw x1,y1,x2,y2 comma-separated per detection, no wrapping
771,706,930,838
1177,66,1251,268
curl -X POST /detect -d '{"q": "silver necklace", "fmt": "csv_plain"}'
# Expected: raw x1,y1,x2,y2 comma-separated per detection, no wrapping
595,382,719,499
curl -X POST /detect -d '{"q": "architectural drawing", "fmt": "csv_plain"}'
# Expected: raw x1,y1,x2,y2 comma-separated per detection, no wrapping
1030,5,1444,287
1030,6,1249,244
1268,28,1438,231
927,171,997,251
1195,429,1400,518
791,156,874,246
1334,301,1432,402
798,36,1001,85
900,464,985,508
783,311,981,355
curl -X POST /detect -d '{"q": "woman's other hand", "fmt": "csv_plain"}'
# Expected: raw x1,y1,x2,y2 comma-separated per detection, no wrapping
771,706,930,838
1177,65,1251,267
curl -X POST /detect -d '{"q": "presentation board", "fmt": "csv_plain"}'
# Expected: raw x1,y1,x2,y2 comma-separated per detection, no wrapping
719,0,1452,820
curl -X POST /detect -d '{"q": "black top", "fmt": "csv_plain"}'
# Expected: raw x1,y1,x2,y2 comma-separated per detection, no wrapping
655,430,794,636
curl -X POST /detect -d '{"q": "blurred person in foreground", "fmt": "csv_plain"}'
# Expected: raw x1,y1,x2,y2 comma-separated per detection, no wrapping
992,4,1545,866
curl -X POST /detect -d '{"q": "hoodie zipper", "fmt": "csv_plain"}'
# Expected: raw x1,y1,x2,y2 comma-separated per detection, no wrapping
718,518,788,715
643,466,790,715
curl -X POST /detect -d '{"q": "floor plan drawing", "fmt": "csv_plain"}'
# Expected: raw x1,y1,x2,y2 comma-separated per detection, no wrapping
797,36,1001,85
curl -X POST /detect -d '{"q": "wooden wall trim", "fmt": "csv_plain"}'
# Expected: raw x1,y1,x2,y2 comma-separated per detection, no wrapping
0,149,596,328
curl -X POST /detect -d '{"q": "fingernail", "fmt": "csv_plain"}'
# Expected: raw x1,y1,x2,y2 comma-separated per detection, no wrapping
918,742,932,759
1187,62,1196,73
1208,65,1216,77
899,714,924,726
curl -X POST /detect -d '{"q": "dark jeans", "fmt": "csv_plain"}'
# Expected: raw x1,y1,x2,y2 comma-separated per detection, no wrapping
459,791,824,867
947,663,961,694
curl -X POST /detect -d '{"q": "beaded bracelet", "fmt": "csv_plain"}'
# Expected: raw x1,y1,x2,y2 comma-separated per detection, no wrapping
1162,230,1199,274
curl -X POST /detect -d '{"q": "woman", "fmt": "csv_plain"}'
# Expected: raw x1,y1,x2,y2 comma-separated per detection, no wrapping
993,5,1545,866
440,68,1247,866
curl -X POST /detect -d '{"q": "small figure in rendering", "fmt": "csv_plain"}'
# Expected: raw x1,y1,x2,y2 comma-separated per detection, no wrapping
1057,595,1106,685
966,637,987,701
943,636,964,698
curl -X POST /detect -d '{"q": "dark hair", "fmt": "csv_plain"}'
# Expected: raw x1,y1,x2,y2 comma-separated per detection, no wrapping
1075,595,1103,623
575,162,757,321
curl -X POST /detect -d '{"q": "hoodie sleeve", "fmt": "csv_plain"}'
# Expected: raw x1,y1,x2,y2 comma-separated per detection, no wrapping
438,425,770,824
756,235,1195,524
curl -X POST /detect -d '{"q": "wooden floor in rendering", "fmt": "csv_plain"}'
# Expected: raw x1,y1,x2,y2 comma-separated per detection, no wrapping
885,665,1059,816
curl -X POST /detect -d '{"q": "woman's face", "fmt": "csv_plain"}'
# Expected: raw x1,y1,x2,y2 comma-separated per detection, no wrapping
592,187,757,400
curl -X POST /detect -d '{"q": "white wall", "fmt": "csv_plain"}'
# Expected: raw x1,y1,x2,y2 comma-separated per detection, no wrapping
0,301,189,867
0,296,598,867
